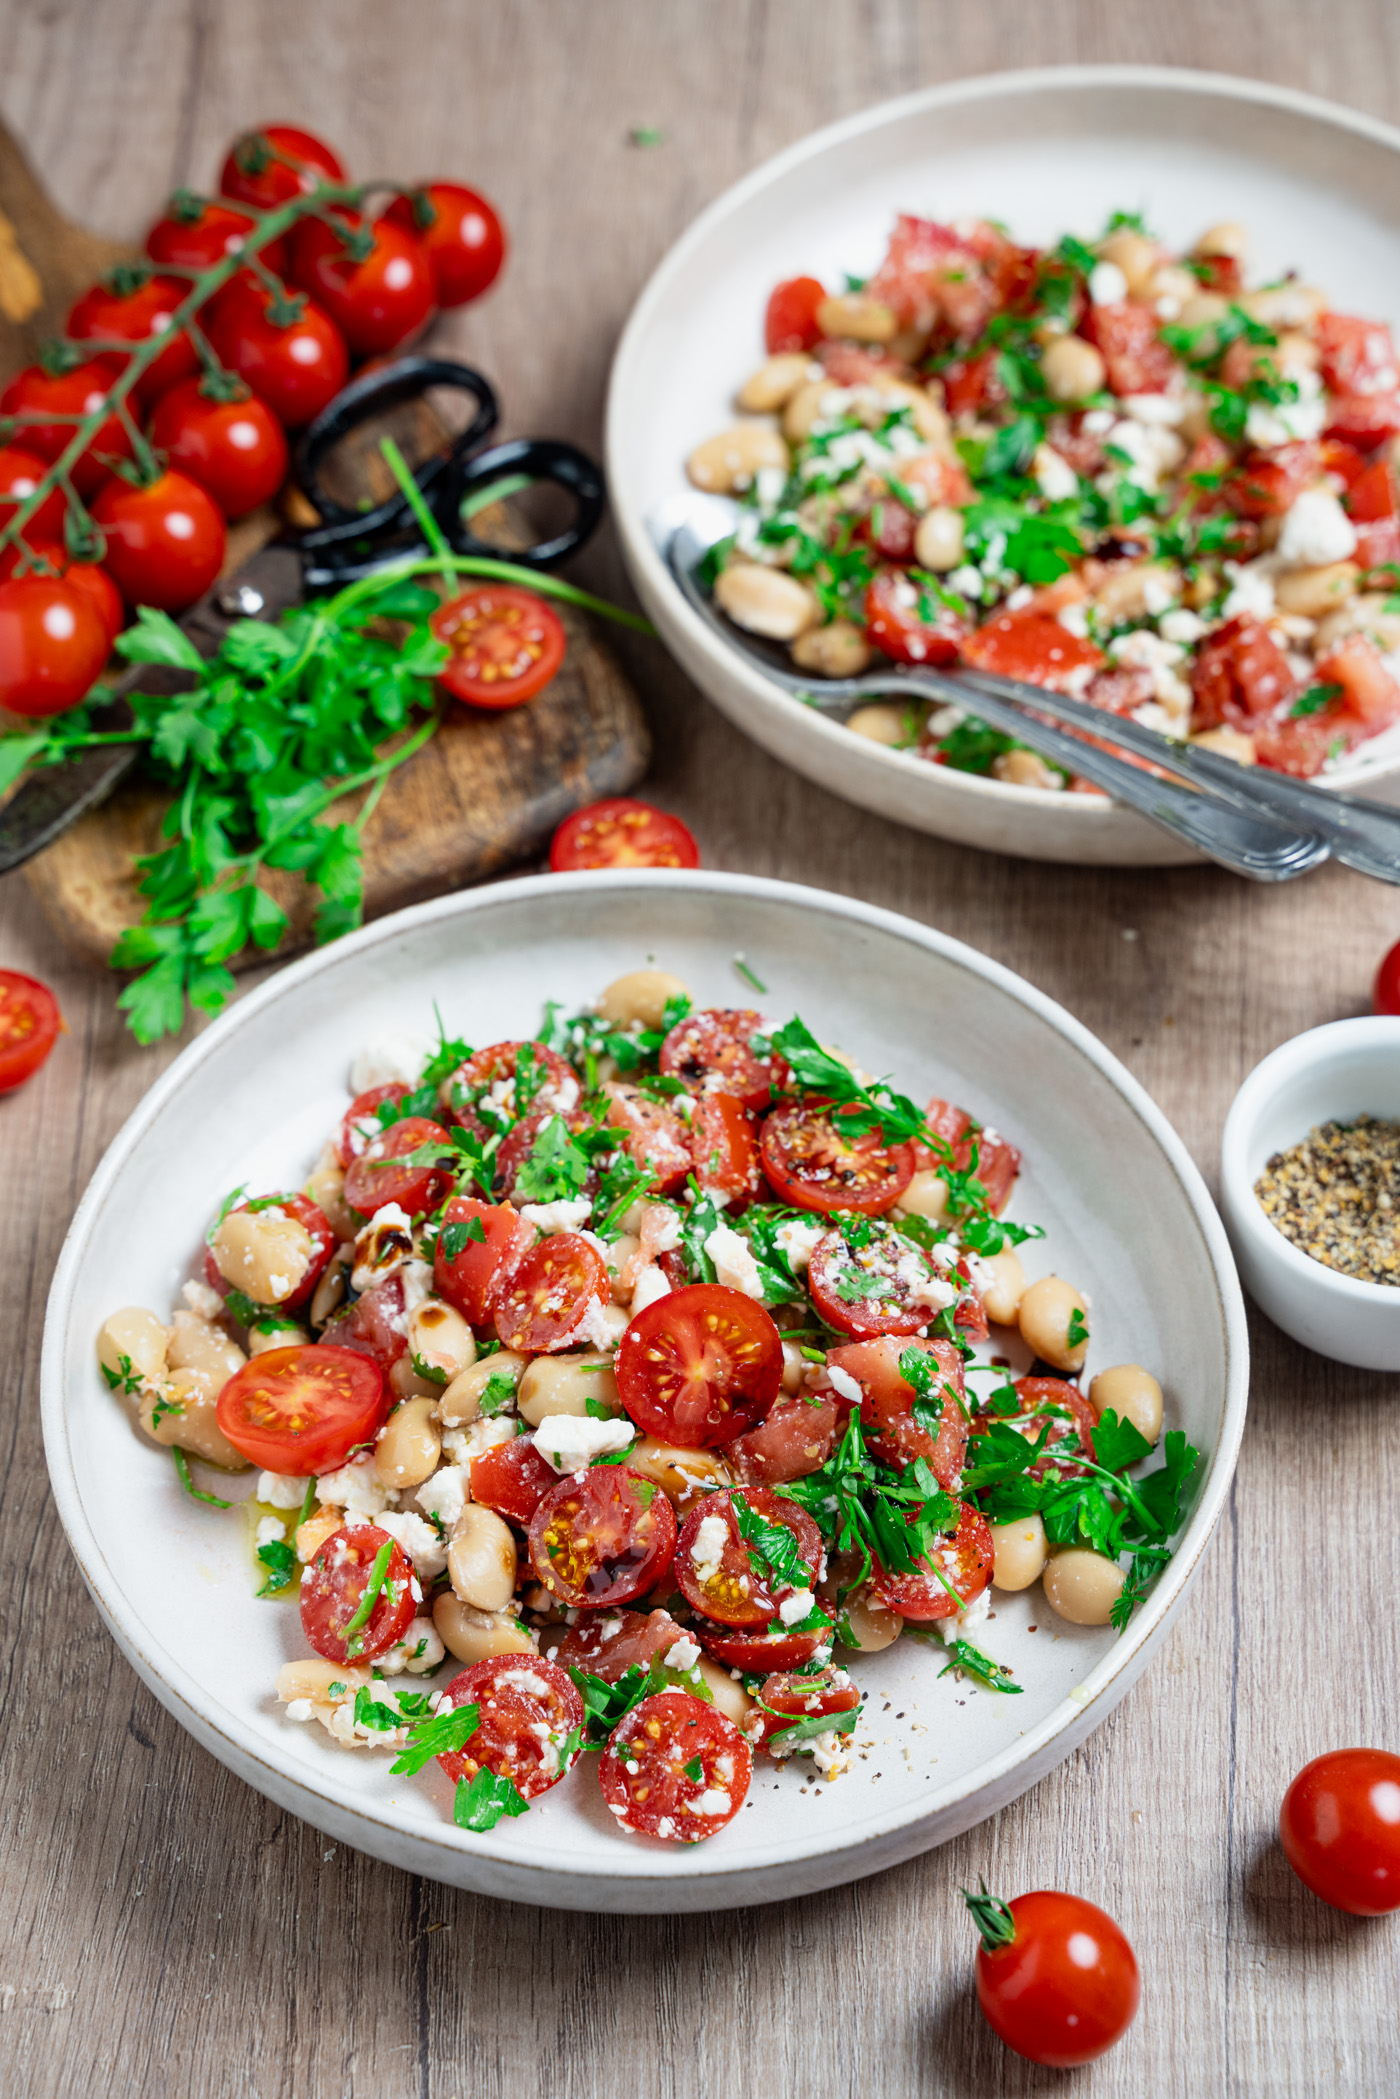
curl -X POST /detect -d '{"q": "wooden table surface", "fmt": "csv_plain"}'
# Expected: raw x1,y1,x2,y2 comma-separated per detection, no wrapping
2,4,1398,2094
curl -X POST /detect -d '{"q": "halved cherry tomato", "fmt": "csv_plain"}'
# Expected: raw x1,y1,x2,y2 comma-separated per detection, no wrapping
808,1221,945,1338
603,1079,692,1195
439,1037,578,1134
494,1107,592,1201
1374,937,1400,1016
765,275,826,354
299,1523,416,1664
1080,300,1176,395
1189,615,1295,728
91,469,226,614
342,1114,452,1217
826,1333,967,1487
959,609,1105,692
869,1500,993,1621
1325,393,1400,449
548,797,700,871
617,1283,784,1447
434,1195,534,1324
430,585,565,709
147,377,289,521
742,1664,860,1751
1280,1748,1400,1915
724,1394,840,1487
0,444,66,542
146,197,257,274
66,271,198,410
215,1342,387,1474
1318,634,1400,732
865,565,968,666
760,1098,914,1216
599,1690,751,1839
528,1463,677,1607
968,1885,1140,2069
1346,459,1400,572
0,970,61,1091
673,1486,821,1626
221,1191,336,1311
690,1092,764,1208
434,1655,585,1802
659,1007,776,1110
918,1097,1021,1215
1225,440,1319,520
970,1376,1096,1481
494,1234,609,1352
552,1605,686,1684
319,1270,411,1371
335,1082,409,1168
286,208,435,358
219,124,347,211
381,182,507,307
468,1434,559,1526
691,1614,829,1673
0,574,109,716
207,277,349,429
0,357,135,496
1318,311,1400,401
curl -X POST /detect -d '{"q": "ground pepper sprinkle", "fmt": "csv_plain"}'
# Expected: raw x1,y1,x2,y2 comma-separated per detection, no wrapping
1254,1114,1400,1285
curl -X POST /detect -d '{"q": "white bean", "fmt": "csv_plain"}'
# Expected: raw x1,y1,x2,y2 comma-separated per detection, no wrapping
1273,564,1358,618
1018,1275,1089,1372
626,1435,731,1509
977,1248,1026,1325
847,702,914,748
375,1395,441,1489
438,1351,526,1426
447,1504,518,1611
913,505,966,571
517,1352,620,1425
686,423,789,495
838,1588,903,1651
98,1307,169,1389
737,352,812,412
1087,1363,1164,1445
992,750,1063,791
1194,220,1249,262
696,1657,756,1724
714,563,821,642
209,1206,314,1304
898,1169,949,1220
1043,1549,1126,1626
407,1297,475,1383
790,619,873,677
597,970,690,1031
1039,335,1106,403
815,293,898,343
990,1513,1047,1591
1188,726,1256,765
432,1594,536,1663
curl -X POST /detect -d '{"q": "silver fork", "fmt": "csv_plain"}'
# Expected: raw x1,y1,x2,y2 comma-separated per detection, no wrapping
663,510,1382,883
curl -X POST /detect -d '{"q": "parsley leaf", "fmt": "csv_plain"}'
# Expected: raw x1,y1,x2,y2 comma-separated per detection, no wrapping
454,1768,530,1831
390,1700,481,1776
936,1639,1023,1693
256,1537,296,1596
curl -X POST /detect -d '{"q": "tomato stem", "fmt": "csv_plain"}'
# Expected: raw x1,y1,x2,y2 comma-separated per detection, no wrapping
961,1877,1017,1953
378,434,455,591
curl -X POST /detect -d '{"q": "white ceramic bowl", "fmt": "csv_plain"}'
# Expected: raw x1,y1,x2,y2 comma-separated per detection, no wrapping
1221,1017,1400,1370
43,872,1249,1911
606,65,1400,867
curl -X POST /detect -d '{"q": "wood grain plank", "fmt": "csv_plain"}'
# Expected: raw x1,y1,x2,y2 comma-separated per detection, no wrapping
0,4,1398,2096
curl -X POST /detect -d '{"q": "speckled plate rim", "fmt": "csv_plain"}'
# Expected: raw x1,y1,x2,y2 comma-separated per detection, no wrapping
41,872,1249,1909
605,63,1400,847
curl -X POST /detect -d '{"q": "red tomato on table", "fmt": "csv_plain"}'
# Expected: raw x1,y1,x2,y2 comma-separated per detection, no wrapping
208,278,349,429
430,585,566,709
673,1486,821,1626
219,124,347,211
0,970,61,1091
760,1098,914,1216
659,1007,775,1110
147,378,289,520
299,1523,416,1664
528,1464,677,1608
965,1883,1140,2068
434,1655,585,1802
0,574,109,716
0,444,66,543
215,1343,388,1474
494,1235,610,1353
342,1114,452,1218
0,358,135,496
1,543,123,644
599,1690,751,1839
66,272,198,410
765,275,826,354
869,1500,992,1621
382,183,507,307
1374,938,1400,1016
1280,1748,1400,1914
617,1283,784,1447
146,198,257,274
91,469,226,613
548,798,700,871
286,209,435,358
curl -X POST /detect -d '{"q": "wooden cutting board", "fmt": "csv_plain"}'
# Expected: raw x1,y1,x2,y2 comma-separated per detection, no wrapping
0,122,650,969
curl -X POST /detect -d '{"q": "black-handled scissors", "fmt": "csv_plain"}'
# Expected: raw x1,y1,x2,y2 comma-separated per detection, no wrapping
294,355,605,589
0,356,608,874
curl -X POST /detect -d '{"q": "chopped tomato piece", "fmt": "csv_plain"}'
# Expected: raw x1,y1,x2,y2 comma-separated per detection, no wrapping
970,1375,1097,1481
335,1082,408,1168
765,275,826,354
865,566,969,667
807,1222,945,1339
916,1096,1021,1215
439,1038,579,1137
826,1333,968,1490
1225,442,1319,520
1346,460,1400,571
549,797,701,872
1325,394,1400,450
760,1098,914,1217
1318,312,1400,399
1190,616,1296,728
552,1605,687,1684
742,1665,860,1751
1316,635,1400,731
603,1079,693,1194
433,1195,534,1322
342,1115,452,1217
690,1092,764,1209
469,1434,559,1525
691,1615,830,1673
1080,303,1176,396
1251,711,1360,777
940,350,1006,417
959,610,1105,693
724,1394,841,1487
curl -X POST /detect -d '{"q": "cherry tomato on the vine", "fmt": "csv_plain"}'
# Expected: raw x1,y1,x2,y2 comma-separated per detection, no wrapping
549,798,700,871
219,125,347,212
0,574,110,716
0,358,135,496
146,197,257,274
1374,938,1400,1016
147,377,289,520
382,182,506,306
66,271,199,411
1280,1748,1400,1915
964,1882,1141,2069
0,444,66,543
0,970,62,1092
286,208,435,358
0,542,123,645
430,584,566,710
208,278,349,428
91,469,227,613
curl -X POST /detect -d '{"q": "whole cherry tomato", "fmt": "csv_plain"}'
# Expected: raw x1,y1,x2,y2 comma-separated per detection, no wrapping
0,357,135,496
286,209,435,357
146,195,257,273
0,444,66,543
0,574,110,716
381,182,506,306
0,970,61,1091
964,1882,1140,2069
1280,1748,1400,1915
0,542,123,643
1374,938,1400,1016
219,124,347,212
207,278,349,428
91,469,226,612
148,377,289,519
66,270,198,410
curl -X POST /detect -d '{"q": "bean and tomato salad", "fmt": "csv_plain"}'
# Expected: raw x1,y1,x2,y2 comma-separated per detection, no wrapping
692,207,1400,784
97,966,1197,1845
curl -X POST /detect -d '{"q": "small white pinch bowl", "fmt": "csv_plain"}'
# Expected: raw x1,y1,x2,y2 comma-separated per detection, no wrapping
1221,1017,1400,1371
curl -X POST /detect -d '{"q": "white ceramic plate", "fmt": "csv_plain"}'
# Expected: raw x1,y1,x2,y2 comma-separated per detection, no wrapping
606,65,1400,867
43,873,1248,1911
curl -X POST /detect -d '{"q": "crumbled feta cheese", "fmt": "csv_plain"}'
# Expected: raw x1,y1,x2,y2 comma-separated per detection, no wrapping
1107,627,1193,725
1082,407,1115,436
774,1216,825,1274
640,1202,683,1255
924,701,965,738
1087,258,1128,306
1033,443,1079,503
349,1032,434,1093
315,1454,391,1517
415,1464,467,1531
665,1634,702,1673
826,1364,864,1405
182,1278,225,1321
689,1789,731,1816
257,1469,309,1509
519,1195,593,1236
1120,392,1187,427
572,1294,618,1350
1222,559,1277,622
947,564,984,597
691,1512,730,1585
254,1514,285,1550
1098,418,1185,495
630,1264,672,1314
1277,487,1357,568
285,1698,314,1723
375,1616,446,1676
704,1221,764,1300
531,1412,635,1472
778,1588,816,1627
754,465,787,509
442,1416,516,1467
1057,600,1091,638
1004,583,1034,611
1158,607,1206,645
808,1729,851,1780
1244,367,1326,450
375,1510,449,1578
